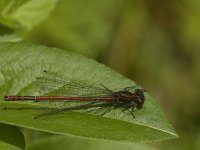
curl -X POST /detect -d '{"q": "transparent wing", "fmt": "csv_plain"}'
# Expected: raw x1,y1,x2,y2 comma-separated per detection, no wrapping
37,70,113,96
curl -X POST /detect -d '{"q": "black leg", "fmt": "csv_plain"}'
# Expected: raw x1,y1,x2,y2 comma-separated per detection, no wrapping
99,103,119,116
121,103,136,118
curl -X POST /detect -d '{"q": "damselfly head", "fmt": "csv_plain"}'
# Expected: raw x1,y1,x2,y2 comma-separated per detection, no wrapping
134,89,145,108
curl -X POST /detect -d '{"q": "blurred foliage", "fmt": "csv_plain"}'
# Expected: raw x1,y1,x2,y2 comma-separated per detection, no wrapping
24,0,124,58
0,0,200,150
0,0,58,30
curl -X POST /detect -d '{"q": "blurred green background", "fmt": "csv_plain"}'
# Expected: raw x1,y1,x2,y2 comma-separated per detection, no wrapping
3,0,200,149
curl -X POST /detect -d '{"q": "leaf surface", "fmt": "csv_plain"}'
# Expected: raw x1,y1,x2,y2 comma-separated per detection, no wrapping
0,42,178,142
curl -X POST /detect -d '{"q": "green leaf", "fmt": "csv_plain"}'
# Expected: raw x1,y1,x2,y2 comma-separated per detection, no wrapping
26,135,158,150
0,0,58,30
0,123,25,149
0,140,22,150
0,42,178,142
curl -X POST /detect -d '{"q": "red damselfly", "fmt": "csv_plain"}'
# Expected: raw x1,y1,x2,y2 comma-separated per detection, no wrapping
4,70,146,118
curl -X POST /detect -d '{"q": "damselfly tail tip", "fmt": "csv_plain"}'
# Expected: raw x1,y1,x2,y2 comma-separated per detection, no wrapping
3,96,8,101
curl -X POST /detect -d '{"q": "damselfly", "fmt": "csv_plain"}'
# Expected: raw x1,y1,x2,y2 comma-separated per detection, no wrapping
4,70,146,118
